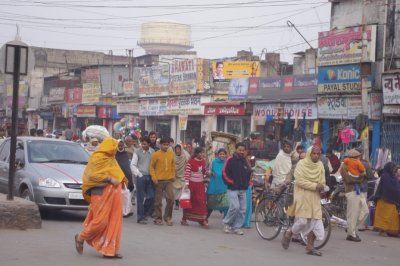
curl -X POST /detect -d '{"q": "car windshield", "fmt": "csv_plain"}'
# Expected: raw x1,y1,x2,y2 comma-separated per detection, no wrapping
27,140,89,164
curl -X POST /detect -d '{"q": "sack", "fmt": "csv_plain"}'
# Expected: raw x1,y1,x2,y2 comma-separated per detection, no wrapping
179,188,192,209
122,186,133,216
82,125,110,142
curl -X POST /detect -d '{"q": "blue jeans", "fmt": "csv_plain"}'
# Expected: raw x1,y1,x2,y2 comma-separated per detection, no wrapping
223,189,247,230
136,175,154,222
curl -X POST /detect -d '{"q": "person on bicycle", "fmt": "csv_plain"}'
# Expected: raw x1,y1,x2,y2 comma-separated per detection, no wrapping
281,145,326,256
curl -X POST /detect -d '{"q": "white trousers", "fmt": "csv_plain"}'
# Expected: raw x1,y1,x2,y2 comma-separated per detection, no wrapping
345,191,368,238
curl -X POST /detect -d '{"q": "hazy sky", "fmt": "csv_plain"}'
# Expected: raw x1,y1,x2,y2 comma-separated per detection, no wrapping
0,0,331,63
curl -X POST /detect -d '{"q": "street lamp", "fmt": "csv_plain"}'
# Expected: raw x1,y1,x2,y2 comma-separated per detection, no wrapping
4,40,29,200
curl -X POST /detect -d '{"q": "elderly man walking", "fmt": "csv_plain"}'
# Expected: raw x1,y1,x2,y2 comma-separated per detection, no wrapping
281,145,326,256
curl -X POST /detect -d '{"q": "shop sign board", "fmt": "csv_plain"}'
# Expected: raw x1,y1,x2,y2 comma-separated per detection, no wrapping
317,95,380,119
138,65,170,97
383,105,400,115
382,73,400,104
122,81,135,95
228,78,249,100
83,68,100,83
65,88,83,104
117,101,140,114
160,55,197,95
166,96,204,115
317,65,360,93
82,83,100,103
76,105,96,117
318,25,377,66
253,102,317,119
139,99,167,116
196,58,211,93
48,87,65,102
204,104,245,116
211,61,260,80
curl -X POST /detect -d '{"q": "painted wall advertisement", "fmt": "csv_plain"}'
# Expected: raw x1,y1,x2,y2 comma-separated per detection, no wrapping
253,103,317,119
138,65,170,97
212,61,260,80
318,25,377,66
160,55,197,95
382,73,400,104
317,94,382,119
318,65,360,93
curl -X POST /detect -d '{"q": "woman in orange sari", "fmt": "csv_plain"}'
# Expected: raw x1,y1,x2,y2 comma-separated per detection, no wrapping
74,137,128,259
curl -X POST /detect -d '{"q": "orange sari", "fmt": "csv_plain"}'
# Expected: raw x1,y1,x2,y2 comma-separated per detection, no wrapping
80,183,123,256
79,137,127,256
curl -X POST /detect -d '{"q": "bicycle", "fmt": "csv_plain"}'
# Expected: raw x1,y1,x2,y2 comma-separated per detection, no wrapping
254,182,331,250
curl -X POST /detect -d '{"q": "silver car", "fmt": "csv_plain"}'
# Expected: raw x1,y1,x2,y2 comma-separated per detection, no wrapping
0,137,90,213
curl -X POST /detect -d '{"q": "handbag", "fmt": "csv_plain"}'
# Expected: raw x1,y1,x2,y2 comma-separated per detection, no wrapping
122,184,133,216
179,188,192,209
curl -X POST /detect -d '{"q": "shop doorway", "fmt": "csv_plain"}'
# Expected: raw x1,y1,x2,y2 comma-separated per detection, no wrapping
154,118,171,140
181,120,201,145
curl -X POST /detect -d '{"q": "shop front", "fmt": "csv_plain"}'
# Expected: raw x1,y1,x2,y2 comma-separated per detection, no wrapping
97,106,120,134
76,105,100,133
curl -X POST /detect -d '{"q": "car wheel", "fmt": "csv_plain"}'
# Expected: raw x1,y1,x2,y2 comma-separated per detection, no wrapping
21,188,33,201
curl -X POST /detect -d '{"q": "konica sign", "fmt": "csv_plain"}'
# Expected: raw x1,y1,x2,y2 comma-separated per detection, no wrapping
317,65,360,93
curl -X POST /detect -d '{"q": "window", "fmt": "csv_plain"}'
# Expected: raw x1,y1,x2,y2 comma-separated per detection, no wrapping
27,140,89,163
227,119,242,136
15,142,25,163
0,141,10,162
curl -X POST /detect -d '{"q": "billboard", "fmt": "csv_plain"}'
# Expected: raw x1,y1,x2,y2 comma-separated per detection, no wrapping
318,65,360,93
228,78,249,100
318,25,377,66
138,65,170,98
382,73,400,104
247,75,317,100
212,61,260,80
160,55,197,95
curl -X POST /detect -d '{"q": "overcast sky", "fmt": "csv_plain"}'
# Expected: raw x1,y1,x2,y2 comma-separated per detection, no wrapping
0,0,331,63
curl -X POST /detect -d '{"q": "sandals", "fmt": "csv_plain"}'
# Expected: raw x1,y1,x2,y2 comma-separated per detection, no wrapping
180,220,189,226
199,221,209,229
165,220,173,226
153,219,163,225
74,234,84,255
103,254,123,259
306,249,322,256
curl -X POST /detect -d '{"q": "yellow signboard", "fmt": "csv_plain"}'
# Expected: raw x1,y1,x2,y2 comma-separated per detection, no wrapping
212,61,260,80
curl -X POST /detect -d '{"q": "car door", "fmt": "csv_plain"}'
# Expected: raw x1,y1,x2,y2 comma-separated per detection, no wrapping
14,140,26,192
0,140,10,193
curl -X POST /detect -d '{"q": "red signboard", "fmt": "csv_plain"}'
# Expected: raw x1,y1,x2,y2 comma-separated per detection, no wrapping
97,106,113,118
65,88,83,104
204,105,245,116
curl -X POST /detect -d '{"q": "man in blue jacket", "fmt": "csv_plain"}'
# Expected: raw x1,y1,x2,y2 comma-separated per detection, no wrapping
222,142,252,235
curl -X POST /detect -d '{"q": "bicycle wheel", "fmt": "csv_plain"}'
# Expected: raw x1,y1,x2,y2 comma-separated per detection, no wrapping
255,198,284,240
300,206,331,249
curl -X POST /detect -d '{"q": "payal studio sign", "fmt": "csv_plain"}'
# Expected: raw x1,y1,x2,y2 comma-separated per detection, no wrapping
317,65,361,93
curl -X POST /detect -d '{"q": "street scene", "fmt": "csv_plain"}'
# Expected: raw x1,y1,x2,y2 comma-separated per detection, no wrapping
1,0,400,265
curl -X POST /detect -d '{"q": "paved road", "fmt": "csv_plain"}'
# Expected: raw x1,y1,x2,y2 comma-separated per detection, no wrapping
1,208,399,266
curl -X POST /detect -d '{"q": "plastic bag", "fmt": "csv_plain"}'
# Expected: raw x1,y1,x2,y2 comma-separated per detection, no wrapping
82,125,110,141
179,188,192,209
122,186,133,216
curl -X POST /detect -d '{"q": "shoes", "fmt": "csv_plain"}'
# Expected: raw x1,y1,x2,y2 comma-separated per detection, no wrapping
223,225,232,234
103,254,123,259
233,229,244,235
137,220,147,225
74,234,84,255
123,212,134,218
346,235,361,242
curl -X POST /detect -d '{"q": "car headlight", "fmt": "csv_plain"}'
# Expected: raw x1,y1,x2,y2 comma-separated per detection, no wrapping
38,177,61,188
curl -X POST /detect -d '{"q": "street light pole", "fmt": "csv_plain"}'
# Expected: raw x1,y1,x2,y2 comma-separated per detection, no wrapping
4,42,29,200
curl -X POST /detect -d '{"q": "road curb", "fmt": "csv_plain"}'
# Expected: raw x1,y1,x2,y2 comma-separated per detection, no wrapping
0,193,42,230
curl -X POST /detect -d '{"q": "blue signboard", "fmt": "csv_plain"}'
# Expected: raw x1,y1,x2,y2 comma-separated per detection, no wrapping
318,65,360,93
228,78,249,100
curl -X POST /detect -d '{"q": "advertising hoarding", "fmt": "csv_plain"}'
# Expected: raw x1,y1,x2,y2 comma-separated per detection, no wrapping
318,25,377,66
318,65,360,93
212,61,260,80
